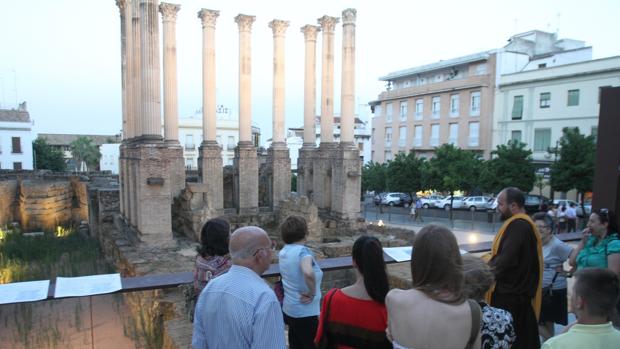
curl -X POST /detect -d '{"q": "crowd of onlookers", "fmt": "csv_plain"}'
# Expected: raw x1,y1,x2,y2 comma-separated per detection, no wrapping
189,187,620,349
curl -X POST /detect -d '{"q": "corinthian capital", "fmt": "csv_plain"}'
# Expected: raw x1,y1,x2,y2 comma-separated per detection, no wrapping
269,19,290,37
300,25,321,41
235,14,256,32
317,15,340,33
342,8,357,25
198,8,220,28
115,0,128,13
159,2,181,21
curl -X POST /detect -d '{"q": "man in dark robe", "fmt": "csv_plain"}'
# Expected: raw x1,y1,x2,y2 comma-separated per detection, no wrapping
489,187,543,349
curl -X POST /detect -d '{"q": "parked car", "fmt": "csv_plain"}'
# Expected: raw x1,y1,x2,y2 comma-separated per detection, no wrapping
381,192,412,207
419,195,444,208
374,192,386,205
462,196,493,211
437,196,465,210
524,194,550,214
553,199,591,217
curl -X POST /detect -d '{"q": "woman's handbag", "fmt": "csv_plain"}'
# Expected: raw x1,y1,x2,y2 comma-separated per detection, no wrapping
541,271,559,308
273,278,284,306
316,289,338,349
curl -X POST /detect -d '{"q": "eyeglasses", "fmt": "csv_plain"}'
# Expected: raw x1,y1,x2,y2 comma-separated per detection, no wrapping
535,225,550,231
252,241,276,256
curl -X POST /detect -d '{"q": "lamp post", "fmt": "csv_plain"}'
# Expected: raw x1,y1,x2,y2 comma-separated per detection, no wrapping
547,140,560,201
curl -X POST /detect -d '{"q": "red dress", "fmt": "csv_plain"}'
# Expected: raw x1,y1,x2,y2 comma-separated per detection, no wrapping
314,288,392,349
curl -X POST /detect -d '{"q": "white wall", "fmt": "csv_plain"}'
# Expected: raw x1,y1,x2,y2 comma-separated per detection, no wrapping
0,121,34,170
99,143,120,174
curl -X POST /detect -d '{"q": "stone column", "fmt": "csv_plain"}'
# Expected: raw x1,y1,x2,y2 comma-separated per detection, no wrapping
317,15,339,144
159,2,185,199
159,2,180,142
139,0,162,138
313,15,339,211
197,8,223,212
116,0,130,218
233,14,258,214
298,25,320,197
267,19,291,209
331,9,362,231
339,8,356,147
131,0,142,138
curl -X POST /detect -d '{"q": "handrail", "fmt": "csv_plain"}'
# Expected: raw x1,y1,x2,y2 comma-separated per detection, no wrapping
29,232,584,302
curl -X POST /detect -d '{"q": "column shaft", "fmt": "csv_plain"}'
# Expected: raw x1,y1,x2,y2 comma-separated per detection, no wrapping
199,9,219,143
139,0,162,137
160,3,180,142
270,20,289,145
131,0,142,137
318,16,339,144
340,9,356,145
235,14,255,144
301,25,320,146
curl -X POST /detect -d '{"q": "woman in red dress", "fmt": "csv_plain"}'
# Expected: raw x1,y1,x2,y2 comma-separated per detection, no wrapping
314,235,392,348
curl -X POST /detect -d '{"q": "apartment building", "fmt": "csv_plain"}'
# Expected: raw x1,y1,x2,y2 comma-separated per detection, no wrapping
370,51,496,162
0,102,34,170
369,30,593,163
493,56,620,166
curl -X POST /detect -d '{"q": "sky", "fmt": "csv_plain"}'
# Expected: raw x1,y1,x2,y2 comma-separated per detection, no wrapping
1,0,619,143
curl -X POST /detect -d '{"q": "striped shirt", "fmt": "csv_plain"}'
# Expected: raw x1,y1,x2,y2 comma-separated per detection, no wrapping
192,265,286,349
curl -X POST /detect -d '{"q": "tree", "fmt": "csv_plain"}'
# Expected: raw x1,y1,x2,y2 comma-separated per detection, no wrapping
70,137,101,171
386,152,428,199
550,127,596,214
32,138,66,171
361,161,387,193
428,144,483,219
480,140,536,194
534,174,545,197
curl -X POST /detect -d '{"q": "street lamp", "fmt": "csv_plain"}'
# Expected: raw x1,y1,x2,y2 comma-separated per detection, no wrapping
546,140,560,201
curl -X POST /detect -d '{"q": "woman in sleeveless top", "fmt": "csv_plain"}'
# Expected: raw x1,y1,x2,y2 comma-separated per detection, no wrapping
386,224,481,349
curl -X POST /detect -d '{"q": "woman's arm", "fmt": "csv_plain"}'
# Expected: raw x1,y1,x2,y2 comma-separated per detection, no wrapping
607,253,620,278
300,255,316,304
569,228,589,268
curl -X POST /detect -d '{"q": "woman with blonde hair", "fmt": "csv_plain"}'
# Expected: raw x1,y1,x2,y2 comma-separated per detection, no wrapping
386,224,481,349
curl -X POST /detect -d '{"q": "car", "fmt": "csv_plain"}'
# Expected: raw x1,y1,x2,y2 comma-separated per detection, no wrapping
419,195,444,208
373,192,386,205
462,196,493,211
437,196,465,210
381,192,411,207
524,194,550,214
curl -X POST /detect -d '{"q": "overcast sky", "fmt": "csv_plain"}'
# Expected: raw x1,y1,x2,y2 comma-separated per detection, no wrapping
1,0,619,143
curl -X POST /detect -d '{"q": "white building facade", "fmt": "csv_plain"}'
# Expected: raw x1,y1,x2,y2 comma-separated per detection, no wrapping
177,105,261,168
99,143,120,174
493,56,620,165
0,102,34,170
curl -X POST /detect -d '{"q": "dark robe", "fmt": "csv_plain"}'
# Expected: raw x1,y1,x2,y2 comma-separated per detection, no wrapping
489,218,541,349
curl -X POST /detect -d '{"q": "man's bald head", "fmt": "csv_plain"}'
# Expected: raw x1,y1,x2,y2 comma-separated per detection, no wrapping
229,226,270,261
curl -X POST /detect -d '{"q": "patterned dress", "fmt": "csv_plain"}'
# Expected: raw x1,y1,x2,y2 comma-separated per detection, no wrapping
479,301,516,349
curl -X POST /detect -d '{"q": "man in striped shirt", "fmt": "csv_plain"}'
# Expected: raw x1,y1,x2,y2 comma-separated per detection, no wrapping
192,226,286,349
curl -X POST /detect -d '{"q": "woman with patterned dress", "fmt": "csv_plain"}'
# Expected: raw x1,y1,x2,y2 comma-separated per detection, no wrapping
193,218,232,295
314,235,392,348
462,254,516,349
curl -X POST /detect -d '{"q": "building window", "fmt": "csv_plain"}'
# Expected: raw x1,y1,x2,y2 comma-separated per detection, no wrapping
11,137,21,154
414,126,423,147
512,95,524,120
538,63,547,68
468,122,479,147
371,151,375,161
431,96,440,119
415,99,423,120
598,86,612,104
227,136,235,150
385,127,392,147
371,128,375,144
185,158,193,170
534,129,551,151
449,123,458,145
216,135,222,145
13,162,22,170
567,89,580,106
185,134,194,150
540,92,551,108
591,126,598,142
475,63,487,75
511,130,522,143
374,105,382,116
450,94,459,117
385,151,392,161
386,102,393,122
430,124,439,146
399,101,408,121
470,91,481,116
399,126,407,147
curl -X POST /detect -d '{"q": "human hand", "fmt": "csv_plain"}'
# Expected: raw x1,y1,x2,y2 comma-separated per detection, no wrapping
580,228,591,242
299,292,314,304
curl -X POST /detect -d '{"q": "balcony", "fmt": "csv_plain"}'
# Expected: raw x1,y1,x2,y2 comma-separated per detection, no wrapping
184,144,195,151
